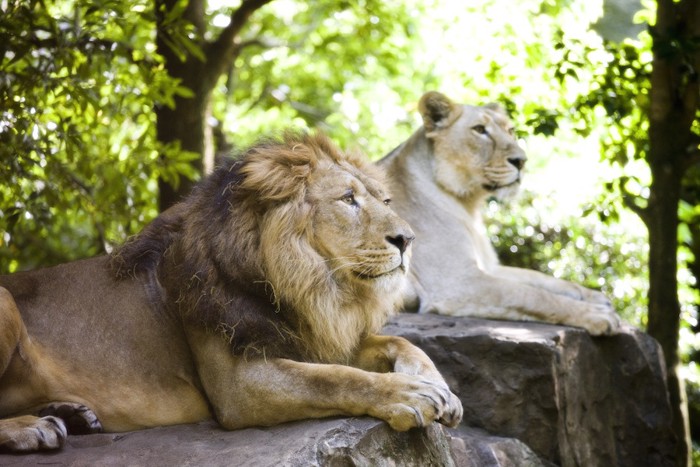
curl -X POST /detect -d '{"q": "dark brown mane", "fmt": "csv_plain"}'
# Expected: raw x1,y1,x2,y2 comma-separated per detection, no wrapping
109,134,331,361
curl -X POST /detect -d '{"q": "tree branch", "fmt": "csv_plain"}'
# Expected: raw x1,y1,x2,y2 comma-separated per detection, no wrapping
234,37,283,54
205,0,275,80
620,183,650,224
623,196,648,221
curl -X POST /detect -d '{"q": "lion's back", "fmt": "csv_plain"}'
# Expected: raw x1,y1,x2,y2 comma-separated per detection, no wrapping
0,256,191,379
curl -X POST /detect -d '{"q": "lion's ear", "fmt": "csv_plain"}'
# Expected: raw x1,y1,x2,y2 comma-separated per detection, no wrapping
239,142,315,202
418,91,461,135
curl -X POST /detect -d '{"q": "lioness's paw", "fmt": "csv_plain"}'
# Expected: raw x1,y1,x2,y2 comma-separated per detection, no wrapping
580,287,613,308
39,402,103,435
373,375,462,431
0,415,67,452
580,304,622,336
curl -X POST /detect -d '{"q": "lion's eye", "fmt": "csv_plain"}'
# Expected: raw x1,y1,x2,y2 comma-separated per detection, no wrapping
508,127,516,136
341,194,357,206
383,199,392,206
472,125,488,135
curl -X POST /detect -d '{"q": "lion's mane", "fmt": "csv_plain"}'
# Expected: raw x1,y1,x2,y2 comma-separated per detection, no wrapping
111,132,399,363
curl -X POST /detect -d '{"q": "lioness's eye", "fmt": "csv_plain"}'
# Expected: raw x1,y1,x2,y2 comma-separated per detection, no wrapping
473,124,487,135
508,127,516,136
383,199,392,206
342,194,356,206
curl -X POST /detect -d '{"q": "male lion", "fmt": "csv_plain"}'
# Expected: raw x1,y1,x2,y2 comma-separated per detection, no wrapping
378,91,621,335
0,132,462,452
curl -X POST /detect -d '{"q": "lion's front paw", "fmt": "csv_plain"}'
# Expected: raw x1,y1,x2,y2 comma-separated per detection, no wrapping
38,402,103,435
0,415,67,452
437,389,463,428
372,375,463,431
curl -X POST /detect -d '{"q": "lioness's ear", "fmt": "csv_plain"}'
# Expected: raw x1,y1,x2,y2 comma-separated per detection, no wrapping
484,102,507,115
418,91,462,134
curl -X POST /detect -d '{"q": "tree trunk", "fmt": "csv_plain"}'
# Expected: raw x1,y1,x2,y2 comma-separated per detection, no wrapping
154,0,274,212
155,81,209,210
155,0,209,211
646,159,687,465
645,1,700,464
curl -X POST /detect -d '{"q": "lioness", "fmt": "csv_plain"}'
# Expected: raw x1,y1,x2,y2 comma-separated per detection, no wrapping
378,91,621,335
0,132,462,452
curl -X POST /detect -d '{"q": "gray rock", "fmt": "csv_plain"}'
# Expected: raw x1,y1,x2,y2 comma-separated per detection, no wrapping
384,313,678,467
0,314,678,466
0,418,454,467
447,426,551,467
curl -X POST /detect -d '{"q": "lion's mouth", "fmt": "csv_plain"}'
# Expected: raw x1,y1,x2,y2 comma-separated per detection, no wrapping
353,271,385,280
353,263,407,280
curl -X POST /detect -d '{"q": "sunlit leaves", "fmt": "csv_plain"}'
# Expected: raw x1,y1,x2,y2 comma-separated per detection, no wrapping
488,191,649,325
0,0,182,271
214,0,425,156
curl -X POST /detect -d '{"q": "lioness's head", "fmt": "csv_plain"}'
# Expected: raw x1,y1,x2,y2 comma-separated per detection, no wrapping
419,91,526,202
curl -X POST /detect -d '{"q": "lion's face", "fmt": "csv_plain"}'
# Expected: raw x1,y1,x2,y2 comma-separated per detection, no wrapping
419,92,527,202
307,160,414,291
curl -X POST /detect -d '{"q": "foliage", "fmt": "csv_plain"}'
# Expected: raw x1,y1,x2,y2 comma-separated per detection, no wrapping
0,0,680,389
0,0,196,272
488,191,649,325
0,0,665,354
210,0,430,157
555,0,700,355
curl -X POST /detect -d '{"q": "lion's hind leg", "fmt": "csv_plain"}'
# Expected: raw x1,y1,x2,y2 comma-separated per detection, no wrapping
0,289,103,451
38,402,103,435
0,415,67,452
0,287,22,376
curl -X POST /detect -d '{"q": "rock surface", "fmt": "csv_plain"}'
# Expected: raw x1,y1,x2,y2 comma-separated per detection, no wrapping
0,315,679,466
384,314,678,467
0,418,455,467
447,426,551,467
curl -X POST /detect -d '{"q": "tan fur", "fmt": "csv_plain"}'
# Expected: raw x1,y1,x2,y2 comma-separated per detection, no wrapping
379,92,622,335
0,132,462,453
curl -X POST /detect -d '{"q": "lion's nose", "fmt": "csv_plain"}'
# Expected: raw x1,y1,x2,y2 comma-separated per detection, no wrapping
386,234,414,255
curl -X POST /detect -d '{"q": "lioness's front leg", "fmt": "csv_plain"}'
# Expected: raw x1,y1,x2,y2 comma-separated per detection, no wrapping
186,328,462,432
494,265,612,306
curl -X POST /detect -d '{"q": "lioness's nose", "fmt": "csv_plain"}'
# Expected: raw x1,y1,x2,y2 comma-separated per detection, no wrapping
507,157,525,170
386,234,414,255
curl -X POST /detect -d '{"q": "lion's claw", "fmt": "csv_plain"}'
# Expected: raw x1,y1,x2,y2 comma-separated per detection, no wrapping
438,391,463,428
376,375,463,431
